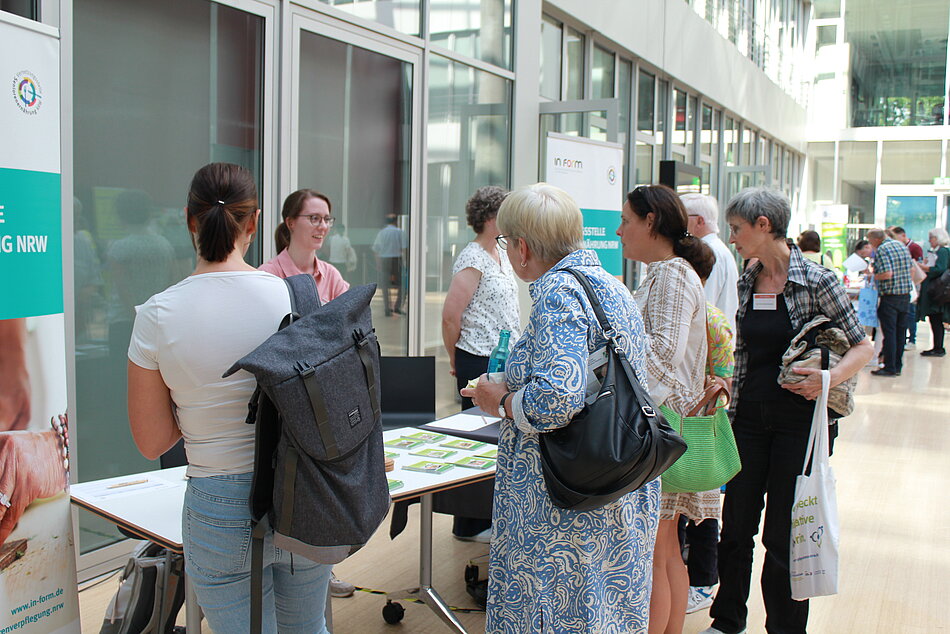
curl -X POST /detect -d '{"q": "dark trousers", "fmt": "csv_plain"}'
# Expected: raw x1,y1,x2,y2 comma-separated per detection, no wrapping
379,257,404,313
710,400,815,634
452,347,492,537
929,313,946,351
679,518,719,587
877,293,910,373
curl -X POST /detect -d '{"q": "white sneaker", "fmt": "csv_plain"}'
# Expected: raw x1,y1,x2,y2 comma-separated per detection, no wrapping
905,342,916,351
699,627,745,634
686,585,714,613
329,574,355,598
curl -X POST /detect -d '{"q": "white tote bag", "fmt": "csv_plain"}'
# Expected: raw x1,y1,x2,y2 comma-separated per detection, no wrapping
789,370,840,600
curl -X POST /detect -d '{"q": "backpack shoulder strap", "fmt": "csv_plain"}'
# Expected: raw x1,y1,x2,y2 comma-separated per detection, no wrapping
284,274,322,320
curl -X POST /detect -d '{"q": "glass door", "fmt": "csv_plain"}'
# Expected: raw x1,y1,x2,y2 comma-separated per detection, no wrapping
287,12,422,356
71,0,275,573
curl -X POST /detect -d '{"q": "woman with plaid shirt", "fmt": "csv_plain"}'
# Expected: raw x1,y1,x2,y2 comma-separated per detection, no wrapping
701,188,873,634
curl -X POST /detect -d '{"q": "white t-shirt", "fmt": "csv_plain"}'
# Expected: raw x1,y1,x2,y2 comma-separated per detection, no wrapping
128,271,291,477
702,233,739,331
453,242,521,356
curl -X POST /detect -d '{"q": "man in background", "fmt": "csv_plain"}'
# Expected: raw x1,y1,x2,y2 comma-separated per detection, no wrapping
887,226,923,350
867,228,913,376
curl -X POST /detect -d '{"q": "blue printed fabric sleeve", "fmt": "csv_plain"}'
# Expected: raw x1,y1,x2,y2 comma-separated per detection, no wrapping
512,283,589,432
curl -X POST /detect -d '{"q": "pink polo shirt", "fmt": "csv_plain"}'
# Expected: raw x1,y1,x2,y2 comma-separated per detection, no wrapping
259,249,350,304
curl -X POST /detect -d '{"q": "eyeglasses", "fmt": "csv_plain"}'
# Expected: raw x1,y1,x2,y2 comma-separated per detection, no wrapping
297,214,335,227
495,235,510,250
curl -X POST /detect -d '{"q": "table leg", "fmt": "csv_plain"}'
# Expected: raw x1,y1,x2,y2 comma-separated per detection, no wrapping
185,573,202,632
418,494,467,633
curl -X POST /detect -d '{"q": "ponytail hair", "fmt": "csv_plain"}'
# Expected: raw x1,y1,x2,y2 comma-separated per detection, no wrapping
275,189,333,253
626,184,713,276
186,163,258,263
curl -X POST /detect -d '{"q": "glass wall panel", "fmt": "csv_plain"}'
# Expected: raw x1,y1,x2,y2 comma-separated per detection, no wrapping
701,104,714,156
657,80,669,149
637,70,656,134
73,0,264,553
564,28,585,100
813,0,841,19
635,141,653,185
430,0,512,69
317,0,420,37
885,196,938,245
425,57,511,417
686,95,697,162
1,0,36,19
618,59,632,189
880,140,942,184
741,127,754,165
847,1,949,127
724,116,737,166
815,24,836,53
591,45,615,99
298,30,412,353
837,140,877,225
673,89,687,147
539,15,562,100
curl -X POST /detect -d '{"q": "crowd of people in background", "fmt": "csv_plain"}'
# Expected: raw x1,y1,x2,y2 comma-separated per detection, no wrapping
111,160,947,634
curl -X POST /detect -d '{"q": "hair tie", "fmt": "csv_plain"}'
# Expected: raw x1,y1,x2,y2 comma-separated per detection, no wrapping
217,200,226,206
683,231,692,239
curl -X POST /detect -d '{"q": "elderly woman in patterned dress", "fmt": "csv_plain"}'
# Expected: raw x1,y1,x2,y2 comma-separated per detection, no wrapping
616,184,718,634
463,183,659,633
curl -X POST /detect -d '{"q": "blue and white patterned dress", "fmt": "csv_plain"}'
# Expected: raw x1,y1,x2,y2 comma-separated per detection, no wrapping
487,249,660,634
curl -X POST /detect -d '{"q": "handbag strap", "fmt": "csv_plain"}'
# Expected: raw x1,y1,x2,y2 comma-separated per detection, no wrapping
561,268,662,419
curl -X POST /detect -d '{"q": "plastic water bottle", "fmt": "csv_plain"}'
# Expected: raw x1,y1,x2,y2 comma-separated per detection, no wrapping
486,329,511,375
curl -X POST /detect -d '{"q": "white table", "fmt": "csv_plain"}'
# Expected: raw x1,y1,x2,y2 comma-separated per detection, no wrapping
70,466,202,633
381,427,496,632
71,427,497,634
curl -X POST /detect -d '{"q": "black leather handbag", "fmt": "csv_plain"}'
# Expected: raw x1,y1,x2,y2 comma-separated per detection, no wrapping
538,269,687,511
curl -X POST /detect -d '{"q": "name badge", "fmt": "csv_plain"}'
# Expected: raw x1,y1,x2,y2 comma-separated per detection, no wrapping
752,293,778,311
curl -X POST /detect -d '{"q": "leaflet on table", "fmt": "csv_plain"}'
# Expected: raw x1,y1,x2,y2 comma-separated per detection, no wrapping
411,448,457,459
428,413,498,432
440,439,486,451
404,461,455,474
83,477,180,500
453,456,496,470
401,431,446,443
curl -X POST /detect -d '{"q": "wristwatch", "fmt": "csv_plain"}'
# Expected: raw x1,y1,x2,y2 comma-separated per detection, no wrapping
498,391,514,419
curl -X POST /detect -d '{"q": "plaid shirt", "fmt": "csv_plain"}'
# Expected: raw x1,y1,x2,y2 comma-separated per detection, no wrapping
873,237,914,295
731,246,866,418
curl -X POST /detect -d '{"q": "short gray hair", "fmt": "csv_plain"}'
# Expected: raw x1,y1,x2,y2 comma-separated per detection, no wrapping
680,193,720,233
930,228,950,247
497,183,584,264
724,187,790,238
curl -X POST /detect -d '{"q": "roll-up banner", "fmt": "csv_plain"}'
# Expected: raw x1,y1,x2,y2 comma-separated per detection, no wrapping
544,133,624,276
0,13,81,633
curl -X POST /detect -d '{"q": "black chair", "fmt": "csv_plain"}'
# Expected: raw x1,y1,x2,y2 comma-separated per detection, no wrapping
379,356,436,430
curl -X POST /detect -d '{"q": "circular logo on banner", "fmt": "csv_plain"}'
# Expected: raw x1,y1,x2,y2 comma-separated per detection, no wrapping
12,71,43,115
607,166,617,186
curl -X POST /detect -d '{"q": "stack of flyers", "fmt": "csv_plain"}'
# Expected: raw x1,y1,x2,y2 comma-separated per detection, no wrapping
384,451,400,459
410,448,457,459
440,439,486,451
453,456,495,470
384,438,424,450
403,461,455,474
402,431,446,443
388,479,404,492
474,448,498,459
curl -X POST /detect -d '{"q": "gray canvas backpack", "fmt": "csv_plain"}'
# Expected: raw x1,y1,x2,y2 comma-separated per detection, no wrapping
224,275,390,631
99,541,184,634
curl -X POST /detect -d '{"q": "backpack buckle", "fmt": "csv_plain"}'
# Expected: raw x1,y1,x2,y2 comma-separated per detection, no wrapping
294,360,314,378
641,405,656,418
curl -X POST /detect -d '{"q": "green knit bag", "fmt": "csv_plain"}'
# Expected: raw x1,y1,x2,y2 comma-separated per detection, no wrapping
660,403,741,493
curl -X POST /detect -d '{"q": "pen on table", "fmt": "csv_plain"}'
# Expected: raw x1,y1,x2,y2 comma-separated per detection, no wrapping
107,479,148,489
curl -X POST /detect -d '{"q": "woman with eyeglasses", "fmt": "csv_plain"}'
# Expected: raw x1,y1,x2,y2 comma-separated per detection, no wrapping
259,189,349,304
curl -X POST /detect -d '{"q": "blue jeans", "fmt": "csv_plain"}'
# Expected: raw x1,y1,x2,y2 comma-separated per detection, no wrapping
183,472,332,634
906,301,917,343
877,294,910,373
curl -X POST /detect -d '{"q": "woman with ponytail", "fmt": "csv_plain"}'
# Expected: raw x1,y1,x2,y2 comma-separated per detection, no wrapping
616,184,716,634
260,189,349,304
127,163,333,633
